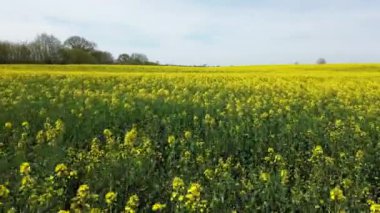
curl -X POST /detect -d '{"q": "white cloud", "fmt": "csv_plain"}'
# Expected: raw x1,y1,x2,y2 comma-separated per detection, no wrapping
0,0,379,65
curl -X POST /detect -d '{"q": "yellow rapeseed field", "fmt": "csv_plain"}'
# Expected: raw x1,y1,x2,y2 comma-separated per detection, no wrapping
0,64,379,212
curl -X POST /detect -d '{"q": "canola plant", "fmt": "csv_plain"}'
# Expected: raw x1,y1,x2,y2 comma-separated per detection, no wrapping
0,64,379,212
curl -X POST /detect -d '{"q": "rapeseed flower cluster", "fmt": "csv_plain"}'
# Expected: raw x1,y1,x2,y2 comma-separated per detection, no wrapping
124,194,139,213
105,191,117,205
330,186,345,202
55,163,68,177
20,162,31,175
4,122,12,130
0,184,10,199
152,202,166,211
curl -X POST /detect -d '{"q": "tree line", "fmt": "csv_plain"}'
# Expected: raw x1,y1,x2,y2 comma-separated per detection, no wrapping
0,33,158,65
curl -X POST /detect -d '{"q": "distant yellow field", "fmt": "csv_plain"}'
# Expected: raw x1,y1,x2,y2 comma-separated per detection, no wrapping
0,64,379,212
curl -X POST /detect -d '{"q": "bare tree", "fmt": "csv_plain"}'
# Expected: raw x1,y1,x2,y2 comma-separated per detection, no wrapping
130,53,148,63
0,33,157,65
64,36,97,52
30,33,62,63
116,53,130,64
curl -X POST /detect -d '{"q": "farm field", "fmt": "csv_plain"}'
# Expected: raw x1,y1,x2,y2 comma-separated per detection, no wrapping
0,64,380,212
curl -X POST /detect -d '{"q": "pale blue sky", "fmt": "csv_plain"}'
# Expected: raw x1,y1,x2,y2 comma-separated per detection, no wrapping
0,0,379,65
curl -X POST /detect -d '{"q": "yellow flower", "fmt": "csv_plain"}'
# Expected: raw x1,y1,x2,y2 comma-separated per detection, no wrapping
4,122,12,130
259,172,270,183
355,150,364,161
128,194,139,206
196,155,205,164
204,169,214,180
267,147,274,153
58,210,70,213
339,152,346,159
280,169,288,185
124,127,138,146
22,121,30,129
324,156,335,165
188,184,201,195
55,119,65,132
105,191,117,205
204,114,215,125
186,183,201,201
152,202,166,211
330,186,345,202
168,135,175,146
77,184,90,199
368,200,376,205
312,145,324,156
55,163,68,177
370,203,380,213
36,130,45,144
274,154,283,163
103,129,113,137
171,191,178,201
90,208,101,213
20,162,31,175
342,178,352,189
183,151,191,161
0,184,10,199
172,177,185,191
184,131,192,139
20,176,34,190
124,207,136,213
125,194,139,212
69,170,78,179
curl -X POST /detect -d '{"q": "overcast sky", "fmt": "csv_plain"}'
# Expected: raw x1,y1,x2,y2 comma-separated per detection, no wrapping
0,0,379,65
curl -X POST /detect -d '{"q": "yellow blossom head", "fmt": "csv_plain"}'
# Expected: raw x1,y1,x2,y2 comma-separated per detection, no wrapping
168,135,175,146
267,147,274,153
330,186,345,202
312,145,324,156
20,162,31,175
90,208,101,213
4,122,12,130
355,150,364,161
152,202,166,211
103,129,113,137
370,203,380,213
259,172,270,183
172,177,185,191
55,163,68,177
204,169,214,180
126,194,139,209
69,170,78,179
124,207,136,213
0,184,10,199
186,183,202,201
183,151,191,161
77,184,90,198
184,131,192,140
20,176,34,190
280,169,288,184
105,191,117,205
124,127,138,146
22,121,30,129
